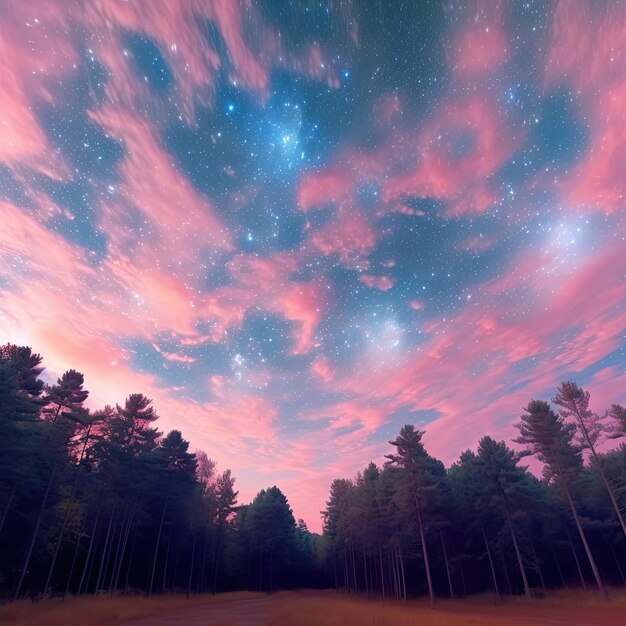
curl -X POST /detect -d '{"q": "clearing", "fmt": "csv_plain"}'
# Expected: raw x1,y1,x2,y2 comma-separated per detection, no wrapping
1,589,625,625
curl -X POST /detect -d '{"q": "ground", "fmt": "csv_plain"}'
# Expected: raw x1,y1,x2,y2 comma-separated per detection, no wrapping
1,590,625,626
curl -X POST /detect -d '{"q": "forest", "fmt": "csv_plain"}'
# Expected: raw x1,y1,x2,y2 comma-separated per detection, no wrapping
1,342,626,604
0,344,322,600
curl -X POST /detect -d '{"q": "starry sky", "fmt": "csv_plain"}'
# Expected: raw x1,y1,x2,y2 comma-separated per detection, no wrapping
1,0,625,530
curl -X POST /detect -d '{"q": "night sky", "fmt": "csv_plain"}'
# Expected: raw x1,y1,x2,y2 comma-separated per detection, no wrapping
1,1,625,530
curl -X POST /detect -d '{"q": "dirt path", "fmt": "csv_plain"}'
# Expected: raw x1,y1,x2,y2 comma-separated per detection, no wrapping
106,591,626,626
115,595,275,626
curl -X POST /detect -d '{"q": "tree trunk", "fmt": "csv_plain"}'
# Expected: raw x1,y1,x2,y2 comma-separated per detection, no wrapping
44,422,93,595
393,544,401,599
481,522,499,595
95,499,117,594
530,541,547,596
360,545,367,596
503,499,530,598
350,540,357,593
565,485,609,600
200,528,209,592
0,484,16,535
440,529,454,599
246,542,252,591
63,506,88,600
113,495,138,593
398,542,407,600
211,529,222,595
14,466,57,600
78,495,102,595
551,548,567,589
502,557,512,595
458,558,468,597
269,541,274,595
417,504,434,607
567,528,587,589
45,502,72,595
611,545,626,585
186,533,196,599
172,543,181,591
124,524,138,592
576,406,626,539
149,491,169,596
378,541,385,599
86,533,102,594
390,548,398,599
162,527,173,593
107,501,128,593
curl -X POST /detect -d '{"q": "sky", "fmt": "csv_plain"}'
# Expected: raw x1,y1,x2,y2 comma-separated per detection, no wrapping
0,0,625,531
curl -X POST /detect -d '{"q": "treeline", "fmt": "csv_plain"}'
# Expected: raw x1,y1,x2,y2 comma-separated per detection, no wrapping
4,341,626,604
0,344,323,600
321,384,626,602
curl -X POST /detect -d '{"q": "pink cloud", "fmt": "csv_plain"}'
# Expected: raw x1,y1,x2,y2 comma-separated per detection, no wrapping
546,1,626,213
203,253,328,354
1,0,349,184
359,274,395,291
152,343,196,364
91,106,231,260
461,234,497,252
313,240,626,466
279,283,325,354
373,94,403,126
312,356,334,383
0,2,74,176
310,206,378,269
0,201,95,288
408,299,426,311
82,0,345,121
297,169,354,210
450,1,509,77
384,96,518,215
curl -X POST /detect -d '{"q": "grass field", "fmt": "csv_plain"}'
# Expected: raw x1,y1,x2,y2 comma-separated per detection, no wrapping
1,589,625,625
268,590,626,625
0,591,264,626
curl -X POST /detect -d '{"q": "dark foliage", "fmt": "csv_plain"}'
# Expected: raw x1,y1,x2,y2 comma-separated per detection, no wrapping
2,342,625,603
0,343,324,599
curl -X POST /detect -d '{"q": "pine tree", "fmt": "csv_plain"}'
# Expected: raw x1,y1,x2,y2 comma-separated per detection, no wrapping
608,404,626,438
211,470,238,593
475,436,533,597
107,394,161,456
0,344,45,422
554,382,626,539
386,425,439,607
515,400,608,599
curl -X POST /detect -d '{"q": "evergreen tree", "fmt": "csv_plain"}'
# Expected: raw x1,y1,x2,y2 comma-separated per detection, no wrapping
211,469,238,593
608,404,626,438
554,382,626,538
386,425,440,606
515,400,608,599
475,436,534,597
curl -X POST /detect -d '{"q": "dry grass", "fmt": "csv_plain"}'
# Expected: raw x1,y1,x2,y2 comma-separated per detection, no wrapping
1,588,626,625
0,591,264,626
268,589,626,626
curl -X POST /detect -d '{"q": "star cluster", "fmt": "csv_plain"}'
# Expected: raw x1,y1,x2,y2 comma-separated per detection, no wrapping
0,0,625,530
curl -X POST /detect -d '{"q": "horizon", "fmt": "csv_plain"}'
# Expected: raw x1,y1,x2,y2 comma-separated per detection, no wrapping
1,0,625,533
